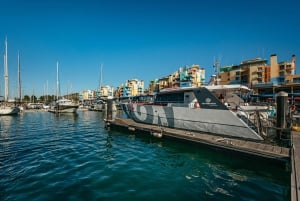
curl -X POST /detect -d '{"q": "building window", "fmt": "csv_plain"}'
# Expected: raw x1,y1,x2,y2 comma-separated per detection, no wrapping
279,72,285,77
279,65,285,70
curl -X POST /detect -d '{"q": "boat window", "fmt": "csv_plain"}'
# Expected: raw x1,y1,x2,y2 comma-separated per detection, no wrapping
185,95,189,103
155,92,184,104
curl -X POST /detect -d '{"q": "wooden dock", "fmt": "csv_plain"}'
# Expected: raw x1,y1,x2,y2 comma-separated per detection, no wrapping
106,118,290,162
291,131,300,201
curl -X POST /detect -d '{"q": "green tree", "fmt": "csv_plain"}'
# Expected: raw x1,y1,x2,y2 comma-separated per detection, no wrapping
30,95,37,103
23,95,30,103
39,95,55,103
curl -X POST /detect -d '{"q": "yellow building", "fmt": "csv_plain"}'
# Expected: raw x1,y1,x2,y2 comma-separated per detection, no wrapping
114,79,144,98
81,90,96,101
99,85,114,98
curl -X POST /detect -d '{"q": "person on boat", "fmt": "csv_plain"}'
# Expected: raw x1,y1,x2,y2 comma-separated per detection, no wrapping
290,103,296,114
218,94,224,103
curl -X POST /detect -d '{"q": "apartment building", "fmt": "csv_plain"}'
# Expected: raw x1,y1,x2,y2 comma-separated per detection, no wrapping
99,85,114,98
217,54,298,102
148,64,206,93
81,89,97,101
218,58,268,86
114,79,144,98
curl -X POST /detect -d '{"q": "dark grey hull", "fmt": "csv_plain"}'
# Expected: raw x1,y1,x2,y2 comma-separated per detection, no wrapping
123,103,263,141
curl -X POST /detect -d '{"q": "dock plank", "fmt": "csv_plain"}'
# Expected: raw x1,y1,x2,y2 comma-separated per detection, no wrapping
291,131,300,201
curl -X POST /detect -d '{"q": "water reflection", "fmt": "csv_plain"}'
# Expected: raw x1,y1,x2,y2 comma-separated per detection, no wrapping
0,115,15,137
53,112,79,122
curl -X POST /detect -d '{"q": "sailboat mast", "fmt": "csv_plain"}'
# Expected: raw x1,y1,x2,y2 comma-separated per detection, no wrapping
46,80,48,102
18,51,21,102
56,61,59,100
98,64,103,98
213,57,220,86
4,37,9,101
100,63,103,88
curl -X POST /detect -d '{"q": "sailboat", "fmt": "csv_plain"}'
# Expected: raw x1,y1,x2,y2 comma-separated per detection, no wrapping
48,61,78,113
0,37,20,115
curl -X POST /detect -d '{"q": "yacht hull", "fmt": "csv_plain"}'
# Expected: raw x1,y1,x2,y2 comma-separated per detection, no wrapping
48,105,78,113
123,103,263,141
0,106,20,115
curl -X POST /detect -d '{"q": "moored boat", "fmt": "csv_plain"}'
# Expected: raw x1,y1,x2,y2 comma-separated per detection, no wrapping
122,86,265,141
48,98,78,113
0,37,20,116
48,61,78,113
0,105,20,115
88,100,105,111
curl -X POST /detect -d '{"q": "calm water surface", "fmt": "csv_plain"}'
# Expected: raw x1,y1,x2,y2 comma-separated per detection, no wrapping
0,110,290,201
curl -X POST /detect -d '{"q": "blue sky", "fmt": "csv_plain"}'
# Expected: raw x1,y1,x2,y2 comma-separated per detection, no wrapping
0,0,299,97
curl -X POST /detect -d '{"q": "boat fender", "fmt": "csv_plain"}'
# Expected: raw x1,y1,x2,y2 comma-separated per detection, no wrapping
152,132,163,138
128,127,136,131
194,102,200,108
292,126,300,132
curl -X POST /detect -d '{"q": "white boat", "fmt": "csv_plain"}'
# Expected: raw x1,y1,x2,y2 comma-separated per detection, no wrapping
43,104,50,110
48,62,78,113
121,86,265,141
27,103,43,109
48,98,78,113
0,37,19,115
0,104,20,115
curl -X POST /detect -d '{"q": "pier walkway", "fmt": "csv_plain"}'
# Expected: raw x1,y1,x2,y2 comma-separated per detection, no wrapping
106,118,290,163
291,131,300,201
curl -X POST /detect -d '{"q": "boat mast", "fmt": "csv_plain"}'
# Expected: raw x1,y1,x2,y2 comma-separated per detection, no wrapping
56,61,59,100
46,80,48,102
213,57,220,86
4,37,9,101
99,63,103,98
18,51,21,103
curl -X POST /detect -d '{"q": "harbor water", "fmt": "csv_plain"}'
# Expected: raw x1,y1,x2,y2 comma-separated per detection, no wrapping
0,110,290,201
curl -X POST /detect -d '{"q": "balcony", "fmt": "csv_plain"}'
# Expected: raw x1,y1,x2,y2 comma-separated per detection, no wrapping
253,82,276,87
